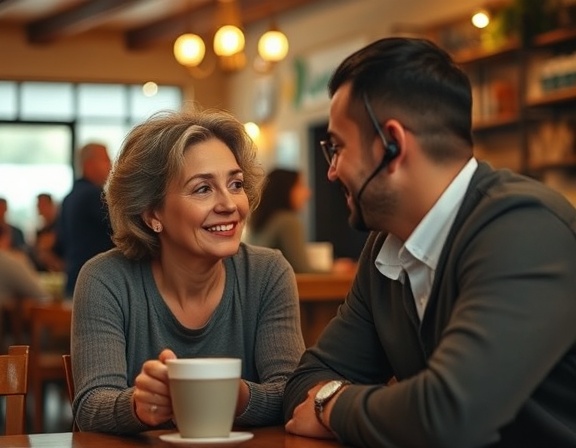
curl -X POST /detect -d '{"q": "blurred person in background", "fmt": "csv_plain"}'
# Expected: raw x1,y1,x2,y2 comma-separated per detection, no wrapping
32,192,64,272
248,168,355,274
55,142,114,298
0,225,49,349
0,225,48,304
0,197,27,252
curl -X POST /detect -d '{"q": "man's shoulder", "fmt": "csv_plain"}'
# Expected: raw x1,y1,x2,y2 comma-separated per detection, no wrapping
472,165,576,217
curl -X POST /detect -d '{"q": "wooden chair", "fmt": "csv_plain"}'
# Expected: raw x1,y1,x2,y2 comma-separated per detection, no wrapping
29,303,72,433
0,345,30,435
61,354,78,432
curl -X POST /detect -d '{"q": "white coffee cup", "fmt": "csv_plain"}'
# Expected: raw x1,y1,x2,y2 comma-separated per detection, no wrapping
166,358,241,438
306,242,334,272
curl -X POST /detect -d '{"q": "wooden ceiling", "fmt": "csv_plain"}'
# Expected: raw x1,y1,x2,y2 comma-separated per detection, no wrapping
0,0,326,50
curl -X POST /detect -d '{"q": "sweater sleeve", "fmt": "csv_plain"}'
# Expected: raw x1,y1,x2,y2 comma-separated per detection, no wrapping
71,255,159,434
235,247,306,426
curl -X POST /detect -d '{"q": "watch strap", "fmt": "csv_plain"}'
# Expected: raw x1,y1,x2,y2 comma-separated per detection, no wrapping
314,380,350,430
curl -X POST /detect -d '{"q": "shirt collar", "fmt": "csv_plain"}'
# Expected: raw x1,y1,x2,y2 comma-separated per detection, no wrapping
376,157,478,280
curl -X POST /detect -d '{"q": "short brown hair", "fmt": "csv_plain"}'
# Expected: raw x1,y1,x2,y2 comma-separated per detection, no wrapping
106,107,265,259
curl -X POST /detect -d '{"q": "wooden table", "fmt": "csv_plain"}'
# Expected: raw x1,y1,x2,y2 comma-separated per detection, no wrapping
296,272,355,346
0,426,342,447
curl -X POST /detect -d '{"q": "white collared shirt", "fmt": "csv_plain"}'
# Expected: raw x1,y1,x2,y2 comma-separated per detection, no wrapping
375,158,478,321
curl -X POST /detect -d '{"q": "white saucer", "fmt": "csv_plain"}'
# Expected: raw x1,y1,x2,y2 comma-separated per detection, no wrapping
159,431,254,447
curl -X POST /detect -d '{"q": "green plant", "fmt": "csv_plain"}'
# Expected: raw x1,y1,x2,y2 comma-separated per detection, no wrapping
497,0,560,45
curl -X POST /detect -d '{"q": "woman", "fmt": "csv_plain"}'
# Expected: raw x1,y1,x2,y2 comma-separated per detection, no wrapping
247,169,321,273
71,108,305,434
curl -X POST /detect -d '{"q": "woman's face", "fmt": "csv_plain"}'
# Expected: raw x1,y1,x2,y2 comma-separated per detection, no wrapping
290,174,311,211
155,138,249,261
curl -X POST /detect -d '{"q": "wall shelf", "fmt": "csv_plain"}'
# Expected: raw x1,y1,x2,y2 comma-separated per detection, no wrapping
472,115,519,132
527,87,576,107
453,39,520,65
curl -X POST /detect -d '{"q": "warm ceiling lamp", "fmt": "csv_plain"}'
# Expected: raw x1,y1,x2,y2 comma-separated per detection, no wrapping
213,24,245,56
173,33,206,67
258,27,289,62
173,0,289,75
471,9,490,28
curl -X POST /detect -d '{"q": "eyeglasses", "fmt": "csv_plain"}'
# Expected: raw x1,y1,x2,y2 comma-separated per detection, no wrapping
319,139,339,166
319,92,391,166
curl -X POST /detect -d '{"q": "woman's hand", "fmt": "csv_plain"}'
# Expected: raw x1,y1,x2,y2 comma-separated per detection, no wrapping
132,349,177,426
236,379,250,416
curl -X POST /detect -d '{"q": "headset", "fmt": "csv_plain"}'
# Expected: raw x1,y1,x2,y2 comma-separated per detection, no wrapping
356,93,400,204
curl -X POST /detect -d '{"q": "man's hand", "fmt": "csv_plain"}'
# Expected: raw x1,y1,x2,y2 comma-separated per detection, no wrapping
285,383,335,439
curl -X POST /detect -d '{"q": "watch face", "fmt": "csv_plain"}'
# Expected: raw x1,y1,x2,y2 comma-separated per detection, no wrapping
316,380,344,402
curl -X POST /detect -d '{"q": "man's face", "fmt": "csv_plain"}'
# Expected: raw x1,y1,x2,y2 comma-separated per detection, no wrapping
324,84,397,232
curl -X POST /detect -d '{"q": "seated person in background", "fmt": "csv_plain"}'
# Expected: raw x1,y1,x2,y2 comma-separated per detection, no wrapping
0,245,49,349
284,37,576,447
71,108,306,434
247,168,318,273
0,226,49,304
248,169,355,274
32,192,64,272
0,197,28,253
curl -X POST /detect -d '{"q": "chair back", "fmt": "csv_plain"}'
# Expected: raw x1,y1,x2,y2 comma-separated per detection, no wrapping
29,303,72,433
62,354,79,432
0,345,30,435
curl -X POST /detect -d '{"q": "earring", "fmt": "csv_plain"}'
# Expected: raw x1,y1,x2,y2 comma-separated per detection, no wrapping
153,223,162,233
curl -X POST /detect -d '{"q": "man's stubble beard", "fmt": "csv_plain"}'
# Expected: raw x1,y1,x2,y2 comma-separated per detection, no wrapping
349,178,397,233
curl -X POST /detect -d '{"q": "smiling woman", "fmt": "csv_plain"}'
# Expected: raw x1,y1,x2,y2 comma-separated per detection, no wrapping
70,107,306,435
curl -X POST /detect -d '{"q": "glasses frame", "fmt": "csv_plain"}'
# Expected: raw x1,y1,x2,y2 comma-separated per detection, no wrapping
319,139,337,166
319,92,391,166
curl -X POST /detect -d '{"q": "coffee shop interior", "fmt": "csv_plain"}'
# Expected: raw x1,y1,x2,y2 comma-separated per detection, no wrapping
1,0,576,435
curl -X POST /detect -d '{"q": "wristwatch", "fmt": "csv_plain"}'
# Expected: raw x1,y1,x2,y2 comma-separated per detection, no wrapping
314,380,350,429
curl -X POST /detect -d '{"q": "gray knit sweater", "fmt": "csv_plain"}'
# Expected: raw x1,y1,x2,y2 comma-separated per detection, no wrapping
71,243,305,434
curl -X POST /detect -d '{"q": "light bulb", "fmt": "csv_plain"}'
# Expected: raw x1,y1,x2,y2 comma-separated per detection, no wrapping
471,10,490,29
214,25,245,56
142,82,158,97
244,122,260,141
173,34,206,67
258,30,289,62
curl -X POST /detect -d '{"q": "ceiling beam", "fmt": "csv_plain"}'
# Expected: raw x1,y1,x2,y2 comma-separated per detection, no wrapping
240,0,321,23
27,0,141,44
126,0,321,50
126,2,215,50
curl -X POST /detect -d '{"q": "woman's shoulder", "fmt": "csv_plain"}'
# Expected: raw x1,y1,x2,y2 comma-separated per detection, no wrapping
237,242,285,261
82,247,140,274
235,242,292,272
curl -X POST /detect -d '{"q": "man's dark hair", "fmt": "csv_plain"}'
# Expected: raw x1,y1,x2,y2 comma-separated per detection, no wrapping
329,37,474,161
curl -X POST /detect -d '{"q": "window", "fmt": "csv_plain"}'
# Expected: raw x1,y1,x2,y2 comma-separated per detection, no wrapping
0,81,182,241
0,123,72,240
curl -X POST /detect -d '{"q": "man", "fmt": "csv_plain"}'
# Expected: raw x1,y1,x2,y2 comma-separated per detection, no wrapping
32,193,64,272
284,37,576,448
0,197,27,252
55,142,114,298
0,244,48,305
